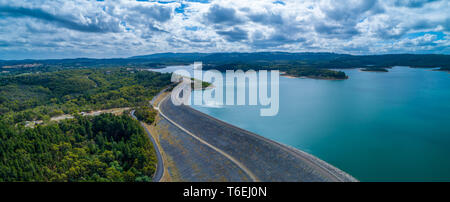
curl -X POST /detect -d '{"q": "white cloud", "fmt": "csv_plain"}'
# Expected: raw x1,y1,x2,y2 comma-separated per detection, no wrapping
0,0,448,59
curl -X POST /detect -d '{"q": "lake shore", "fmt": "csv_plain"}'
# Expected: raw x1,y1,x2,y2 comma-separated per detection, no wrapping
280,74,348,80
155,87,358,182
150,65,450,181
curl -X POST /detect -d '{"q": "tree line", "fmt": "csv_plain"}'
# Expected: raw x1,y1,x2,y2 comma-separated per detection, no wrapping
0,67,172,181
0,68,171,124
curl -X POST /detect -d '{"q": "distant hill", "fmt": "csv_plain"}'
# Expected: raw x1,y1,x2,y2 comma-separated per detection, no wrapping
1,52,449,74
130,52,210,60
129,52,449,67
129,52,348,63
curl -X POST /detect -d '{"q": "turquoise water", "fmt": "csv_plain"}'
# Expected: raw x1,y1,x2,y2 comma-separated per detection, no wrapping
153,66,450,181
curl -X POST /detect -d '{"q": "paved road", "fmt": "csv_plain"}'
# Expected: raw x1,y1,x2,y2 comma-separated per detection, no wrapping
157,80,357,182
157,95,259,182
150,86,169,106
131,110,164,182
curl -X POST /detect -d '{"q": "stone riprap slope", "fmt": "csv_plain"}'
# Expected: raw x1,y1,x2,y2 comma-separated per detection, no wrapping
159,97,357,182
156,118,251,181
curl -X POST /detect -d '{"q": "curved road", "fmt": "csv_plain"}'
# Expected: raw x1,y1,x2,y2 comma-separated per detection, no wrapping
131,110,164,182
157,95,259,182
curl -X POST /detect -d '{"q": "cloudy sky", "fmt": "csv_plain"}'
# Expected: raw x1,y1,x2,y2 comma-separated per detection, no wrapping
0,0,449,60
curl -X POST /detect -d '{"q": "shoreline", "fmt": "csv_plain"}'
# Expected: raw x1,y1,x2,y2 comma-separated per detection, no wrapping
280,74,348,80
358,68,389,73
156,87,358,182
182,100,357,182
433,69,450,73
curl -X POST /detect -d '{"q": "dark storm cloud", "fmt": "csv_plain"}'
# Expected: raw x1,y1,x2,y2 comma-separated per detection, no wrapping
411,17,450,32
322,0,383,22
0,6,121,33
446,18,450,31
248,12,283,25
314,22,360,39
251,32,306,48
132,4,173,22
393,0,440,8
204,4,244,25
315,0,384,39
216,27,248,42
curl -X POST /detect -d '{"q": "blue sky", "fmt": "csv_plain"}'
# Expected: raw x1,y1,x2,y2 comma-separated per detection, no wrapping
0,0,449,60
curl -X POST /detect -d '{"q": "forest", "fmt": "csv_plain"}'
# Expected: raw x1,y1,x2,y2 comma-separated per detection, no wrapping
0,68,171,181
360,67,389,72
0,68,171,124
134,106,157,125
284,68,348,80
0,114,156,182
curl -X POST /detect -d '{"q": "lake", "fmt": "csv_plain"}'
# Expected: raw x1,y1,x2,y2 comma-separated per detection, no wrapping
151,65,450,182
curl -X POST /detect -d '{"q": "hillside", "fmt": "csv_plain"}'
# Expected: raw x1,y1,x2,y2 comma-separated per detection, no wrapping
1,52,449,80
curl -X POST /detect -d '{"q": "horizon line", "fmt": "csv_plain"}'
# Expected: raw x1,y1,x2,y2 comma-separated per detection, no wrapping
1,51,449,61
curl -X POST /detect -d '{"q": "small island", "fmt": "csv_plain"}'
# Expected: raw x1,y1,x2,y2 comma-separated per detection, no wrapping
283,68,348,80
360,67,389,72
190,78,213,90
437,67,450,72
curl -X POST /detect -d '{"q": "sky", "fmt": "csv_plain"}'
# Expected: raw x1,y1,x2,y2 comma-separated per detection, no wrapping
0,0,449,60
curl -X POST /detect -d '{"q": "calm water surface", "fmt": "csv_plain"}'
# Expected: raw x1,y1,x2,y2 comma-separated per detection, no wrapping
152,66,450,181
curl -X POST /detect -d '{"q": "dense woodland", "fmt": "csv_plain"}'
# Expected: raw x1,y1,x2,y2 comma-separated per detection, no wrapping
360,67,389,72
0,68,171,181
285,68,348,80
0,114,156,182
134,106,157,125
0,68,171,124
